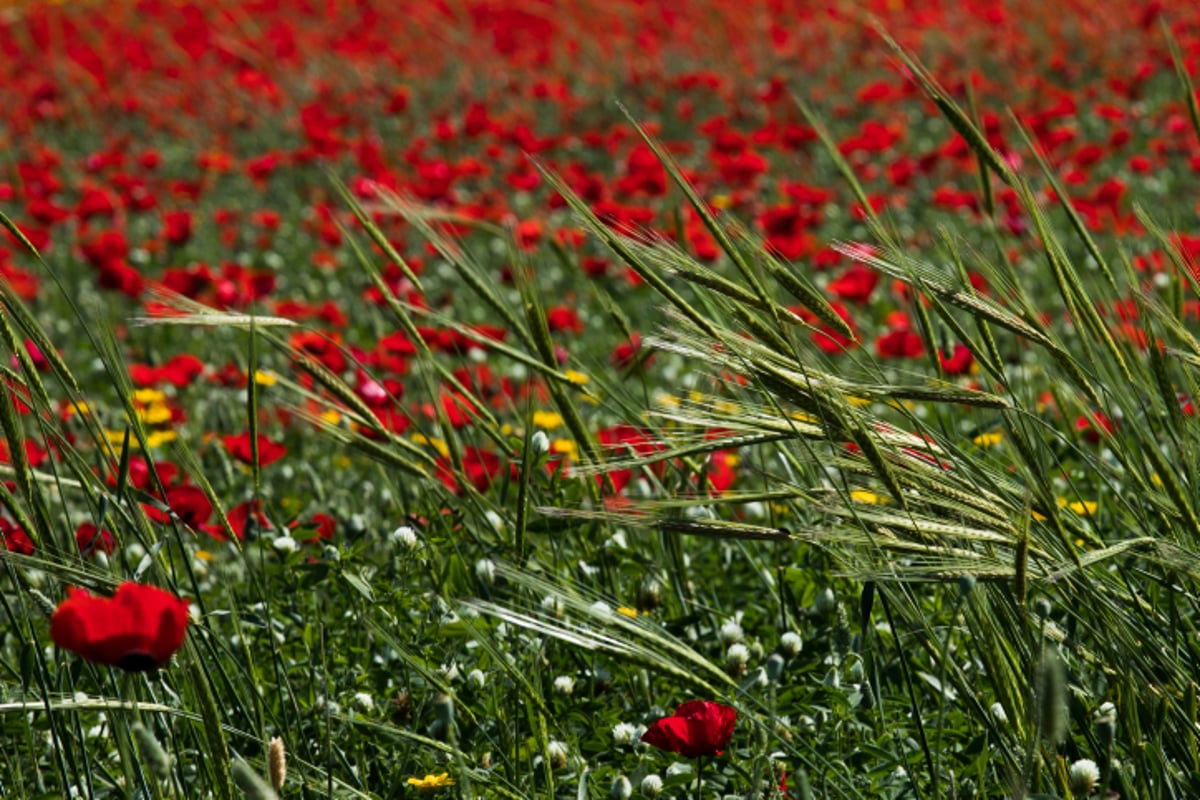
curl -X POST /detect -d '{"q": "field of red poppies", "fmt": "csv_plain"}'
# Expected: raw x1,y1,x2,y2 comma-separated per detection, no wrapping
4,1,1200,798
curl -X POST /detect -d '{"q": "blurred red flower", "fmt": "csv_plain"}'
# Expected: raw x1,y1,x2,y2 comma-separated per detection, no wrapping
50,582,189,672
75,523,117,558
223,432,288,467
641,700,737,758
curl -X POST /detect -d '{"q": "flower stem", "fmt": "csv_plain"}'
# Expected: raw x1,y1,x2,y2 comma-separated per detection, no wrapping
696,755,704,800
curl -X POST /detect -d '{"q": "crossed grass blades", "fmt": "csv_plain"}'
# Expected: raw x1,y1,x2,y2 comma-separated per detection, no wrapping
2,4,1200,800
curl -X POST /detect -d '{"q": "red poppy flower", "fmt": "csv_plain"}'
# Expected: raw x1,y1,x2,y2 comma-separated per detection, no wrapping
223,432,288,467
50,582,189,672
75,523,118,557
641,700,737,758
145,485,214,528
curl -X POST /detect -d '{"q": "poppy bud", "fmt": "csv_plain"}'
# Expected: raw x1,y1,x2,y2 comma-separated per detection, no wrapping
812,587,836,616
766,653,785,683
609,775,632,800
132,723,170,781
230,758,279,800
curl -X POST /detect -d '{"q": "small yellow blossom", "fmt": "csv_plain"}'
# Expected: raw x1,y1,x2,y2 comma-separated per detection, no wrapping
551,439,577,459
254,370,278,386
145,430,178,448
132,388,166,405
406,773,454,791
850,490,888,505
711,194,732,210
1058,497,1097,516
411,433,451,458
972,431,1003,447
63,401,91,417
532,410,564,429
137,404,173,426
616,606,639,619
656,393,680,409
564,369,590,386
194,549,213,562
847,396,872,407
320,408,342,426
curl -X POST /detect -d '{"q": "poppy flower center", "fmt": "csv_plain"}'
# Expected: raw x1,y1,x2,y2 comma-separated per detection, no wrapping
117,651,160,672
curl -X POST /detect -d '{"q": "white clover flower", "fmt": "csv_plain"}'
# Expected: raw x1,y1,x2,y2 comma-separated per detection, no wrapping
640,774,663,798
352,692,374,712
719,619,744,646
475,558,496,584
468,669,486,689
609,775,632,800
272,534,299,553
726,642,750,675
1067,758,1100,797
546,740,568,770
391,525,419,550
780,631,803,658
990,702,1009,724
553,675,575,695
612,722,643,746
531,430,550,454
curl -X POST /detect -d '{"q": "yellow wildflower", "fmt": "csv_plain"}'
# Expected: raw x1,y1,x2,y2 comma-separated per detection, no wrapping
145,430,178,448
551,439,577,459
564,369,589,386
972,431,1003,447
532,410,564,429
411,433,450,458
132,388,166,405
407,773,454,791
137,403,173,426
850,490,887,505
1059,498,1097,516
616,606,639,619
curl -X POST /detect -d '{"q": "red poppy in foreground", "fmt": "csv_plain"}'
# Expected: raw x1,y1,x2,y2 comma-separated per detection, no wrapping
50,582,189,672
641,700,737,758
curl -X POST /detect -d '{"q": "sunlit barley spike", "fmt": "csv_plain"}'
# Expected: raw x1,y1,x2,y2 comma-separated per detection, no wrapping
267,737,286,791
1035,644,1066,745
230,758,280,800
132,723,171,781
